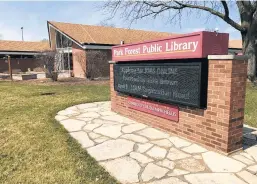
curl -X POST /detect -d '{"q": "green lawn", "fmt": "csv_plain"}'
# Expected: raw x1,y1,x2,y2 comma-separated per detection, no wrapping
0,81,119,184
0,81,256,184
245,83,257,127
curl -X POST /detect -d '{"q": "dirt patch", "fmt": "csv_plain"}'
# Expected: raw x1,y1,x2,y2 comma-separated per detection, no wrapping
40,92,56,96
4,77,110,86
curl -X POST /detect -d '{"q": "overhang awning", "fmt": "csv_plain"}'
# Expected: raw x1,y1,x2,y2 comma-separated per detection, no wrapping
0,51,39,56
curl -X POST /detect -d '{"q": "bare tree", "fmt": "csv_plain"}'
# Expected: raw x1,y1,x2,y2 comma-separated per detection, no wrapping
36,50,62,81
101,1,257,81
86,50,111,79
41,38,49,42
98,20,116,27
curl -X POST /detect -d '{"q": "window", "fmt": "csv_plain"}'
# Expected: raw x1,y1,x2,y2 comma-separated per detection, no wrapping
56,31,72,48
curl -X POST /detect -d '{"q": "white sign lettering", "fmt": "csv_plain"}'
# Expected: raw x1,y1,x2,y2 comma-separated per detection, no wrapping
113,41,199,57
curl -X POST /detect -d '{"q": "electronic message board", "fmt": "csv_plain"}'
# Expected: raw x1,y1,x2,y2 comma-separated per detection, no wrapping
114,60,208,108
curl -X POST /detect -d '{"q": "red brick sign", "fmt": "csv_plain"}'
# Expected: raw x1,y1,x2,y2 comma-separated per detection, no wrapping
112,31,228,61
127,97,179,122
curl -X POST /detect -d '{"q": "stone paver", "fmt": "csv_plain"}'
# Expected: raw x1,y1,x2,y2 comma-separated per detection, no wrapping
182,144,207,154
121,134,148,143
185,173,246,184
176,158,205,172
122,123,147,133
99,111,117,116
247,165,257,174
136,143,153,153
101,115,125,123
156,159,175,169
232,154,255,165
76,117,94,122
92,118,120,125
87,139,134,161
146,177,188,184
168,169,190,176
130,152,153,164
101,157,140,183
88,132,101,139
81,107,99,113
94,136,110,143
202,151,246,172
94,124,123,138
60,119,86,132
240,152,255,161
167,148,191,160
83,123,101,131
76,112,99,118
122,117,139,124
69,131,94,148
193,155,202,160
141,163,169,182
146,146,167,160
151,139,173,148
138,128,169,140
169,137,191,148
237,170,257,184
245,146,257,161
56,102,257,184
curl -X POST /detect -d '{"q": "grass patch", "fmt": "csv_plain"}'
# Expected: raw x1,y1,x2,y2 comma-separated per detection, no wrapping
0,80,257,183
245,83,257,128
0,81,119,184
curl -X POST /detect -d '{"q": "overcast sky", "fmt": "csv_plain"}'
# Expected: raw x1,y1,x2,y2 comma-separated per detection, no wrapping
0,1,241,42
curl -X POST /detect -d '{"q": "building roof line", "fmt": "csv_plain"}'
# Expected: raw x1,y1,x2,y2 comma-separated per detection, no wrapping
48,22,115,50
47,21,175,45
0,40,50,52
48,23,84,49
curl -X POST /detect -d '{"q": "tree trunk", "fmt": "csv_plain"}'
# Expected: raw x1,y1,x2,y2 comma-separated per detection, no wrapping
241,26,257,82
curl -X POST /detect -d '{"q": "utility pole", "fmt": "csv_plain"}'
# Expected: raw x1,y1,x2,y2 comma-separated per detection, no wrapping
21,27,24,41
7,55,13,81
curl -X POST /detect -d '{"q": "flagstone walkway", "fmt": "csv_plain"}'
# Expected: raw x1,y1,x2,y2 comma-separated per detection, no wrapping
56,101,257,184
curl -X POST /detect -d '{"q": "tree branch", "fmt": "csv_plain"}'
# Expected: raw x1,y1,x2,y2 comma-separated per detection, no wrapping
174,1,244,32
143,1,184,10
221,1,229,17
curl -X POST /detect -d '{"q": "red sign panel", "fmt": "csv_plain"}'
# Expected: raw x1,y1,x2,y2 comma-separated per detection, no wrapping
127,97,179,122
112,31,229,61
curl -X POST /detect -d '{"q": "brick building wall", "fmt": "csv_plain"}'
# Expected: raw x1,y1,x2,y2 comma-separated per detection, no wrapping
110,56,248,154
72,43,86,78
72,44,112,79
0,58,44,73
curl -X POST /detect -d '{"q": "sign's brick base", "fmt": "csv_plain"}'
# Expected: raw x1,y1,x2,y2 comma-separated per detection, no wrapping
110,56,248,154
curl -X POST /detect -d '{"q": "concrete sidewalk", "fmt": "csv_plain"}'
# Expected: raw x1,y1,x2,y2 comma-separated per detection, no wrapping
56,101,257,184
